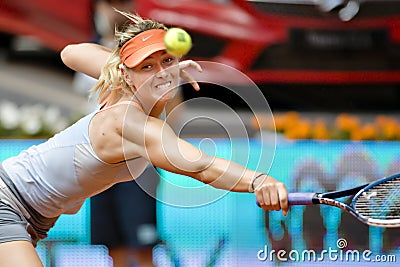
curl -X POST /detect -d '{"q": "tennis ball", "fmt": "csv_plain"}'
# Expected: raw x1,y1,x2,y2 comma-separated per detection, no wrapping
164,27,192,56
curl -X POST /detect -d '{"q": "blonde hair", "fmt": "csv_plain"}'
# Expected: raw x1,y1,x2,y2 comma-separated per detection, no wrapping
91,10,168,104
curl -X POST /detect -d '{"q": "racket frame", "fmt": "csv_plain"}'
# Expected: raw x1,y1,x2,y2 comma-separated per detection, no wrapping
296,175,400,228
350,173,400,228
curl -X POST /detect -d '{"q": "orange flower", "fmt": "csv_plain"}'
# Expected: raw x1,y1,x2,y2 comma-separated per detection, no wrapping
284,119,312,139
335,113,360,132
375,115,399,140
382,122,399,140
252,111,400,141
313,119,330,140
365,123,379,140
273,114,286,133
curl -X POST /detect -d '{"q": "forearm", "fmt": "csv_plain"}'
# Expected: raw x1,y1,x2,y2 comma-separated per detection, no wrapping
198,157,264,192
198,156,288,215
60,43,112,78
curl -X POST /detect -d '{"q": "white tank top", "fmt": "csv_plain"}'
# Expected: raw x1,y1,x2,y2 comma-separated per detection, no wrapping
2,103,149,218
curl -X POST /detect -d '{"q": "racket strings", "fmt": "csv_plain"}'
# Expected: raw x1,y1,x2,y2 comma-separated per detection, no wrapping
354,176,400,220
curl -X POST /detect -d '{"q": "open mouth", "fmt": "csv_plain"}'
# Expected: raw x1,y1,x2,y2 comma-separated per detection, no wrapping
155,81,172,90
153,80,178,100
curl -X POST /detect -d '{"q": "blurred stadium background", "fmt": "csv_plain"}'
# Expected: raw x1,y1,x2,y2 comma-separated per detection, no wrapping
1,0,400,266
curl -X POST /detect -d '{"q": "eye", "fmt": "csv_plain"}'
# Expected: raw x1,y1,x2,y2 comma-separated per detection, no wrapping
141,64,153,70
163,56,176,64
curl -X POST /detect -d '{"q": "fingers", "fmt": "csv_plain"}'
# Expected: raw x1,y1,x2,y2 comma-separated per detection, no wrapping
179,60,202,91
179,60,203,72
278,184,289,216
255,178,288,216
180,70,200,91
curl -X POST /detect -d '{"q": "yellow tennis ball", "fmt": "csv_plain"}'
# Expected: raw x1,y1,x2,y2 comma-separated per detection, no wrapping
164,27,192,56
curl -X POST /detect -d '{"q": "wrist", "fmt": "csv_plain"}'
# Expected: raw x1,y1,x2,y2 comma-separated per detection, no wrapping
249,173,268,192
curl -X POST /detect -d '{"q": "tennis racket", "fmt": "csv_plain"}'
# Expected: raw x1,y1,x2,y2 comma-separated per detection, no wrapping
257,173,400,228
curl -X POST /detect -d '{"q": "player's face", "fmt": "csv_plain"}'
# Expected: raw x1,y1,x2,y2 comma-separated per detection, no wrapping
129,50,180,104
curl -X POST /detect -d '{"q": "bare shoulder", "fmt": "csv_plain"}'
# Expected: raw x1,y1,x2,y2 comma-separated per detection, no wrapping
89,104,146,163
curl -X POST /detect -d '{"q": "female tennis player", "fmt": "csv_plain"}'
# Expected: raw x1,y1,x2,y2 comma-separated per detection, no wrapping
0,11,288,267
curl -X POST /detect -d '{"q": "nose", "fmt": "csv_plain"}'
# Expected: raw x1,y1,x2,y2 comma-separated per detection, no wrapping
155,63,169,78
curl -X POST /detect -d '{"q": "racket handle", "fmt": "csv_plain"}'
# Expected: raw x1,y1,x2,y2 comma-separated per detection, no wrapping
256,192,316,207
287,192,316,205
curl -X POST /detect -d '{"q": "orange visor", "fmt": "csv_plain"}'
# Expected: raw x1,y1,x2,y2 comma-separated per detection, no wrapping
119,29,167,68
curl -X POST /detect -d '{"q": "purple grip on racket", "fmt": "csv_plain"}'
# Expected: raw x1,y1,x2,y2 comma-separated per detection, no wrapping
287,192,315,205
256,192,315,207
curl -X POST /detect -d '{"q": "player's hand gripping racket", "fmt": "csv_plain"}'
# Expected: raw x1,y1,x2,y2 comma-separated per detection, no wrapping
257,173,400,228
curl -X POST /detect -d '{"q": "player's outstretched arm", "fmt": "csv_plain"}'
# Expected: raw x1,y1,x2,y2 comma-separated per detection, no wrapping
60,43,112,79
122,110,288,215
